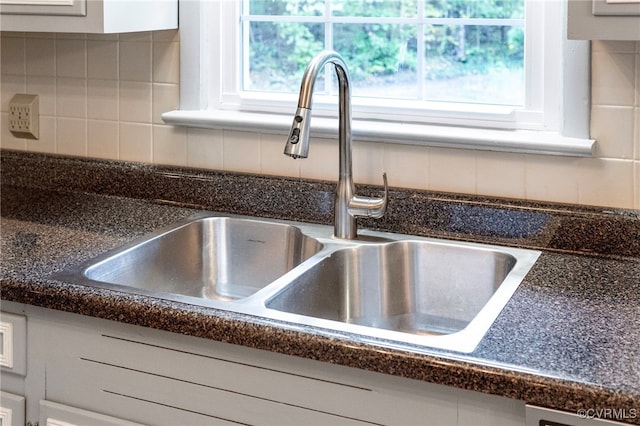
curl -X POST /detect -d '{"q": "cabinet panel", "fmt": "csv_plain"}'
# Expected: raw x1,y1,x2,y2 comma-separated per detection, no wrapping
568,0,640,40
11,303,525,426
0,0,85,17
39,400,144,426
593,0,640,16
47,357,369,425
0,391,25,426
0,312,27,377
0,0,177,33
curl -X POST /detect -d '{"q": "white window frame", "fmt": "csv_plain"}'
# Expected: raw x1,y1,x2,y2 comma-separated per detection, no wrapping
163,0,595,156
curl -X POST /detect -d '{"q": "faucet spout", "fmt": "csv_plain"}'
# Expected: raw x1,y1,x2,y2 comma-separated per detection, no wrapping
284,50,389,240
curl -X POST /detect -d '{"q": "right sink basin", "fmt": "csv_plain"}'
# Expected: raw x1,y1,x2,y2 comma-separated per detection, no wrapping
264,237,540,352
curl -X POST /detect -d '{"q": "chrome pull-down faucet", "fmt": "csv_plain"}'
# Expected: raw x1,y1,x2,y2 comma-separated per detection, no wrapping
284,50,388,240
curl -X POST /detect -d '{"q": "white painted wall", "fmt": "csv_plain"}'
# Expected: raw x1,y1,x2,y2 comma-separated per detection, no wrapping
1,31,639,209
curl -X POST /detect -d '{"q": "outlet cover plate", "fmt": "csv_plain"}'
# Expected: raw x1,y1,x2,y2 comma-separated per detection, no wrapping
9,94,39,140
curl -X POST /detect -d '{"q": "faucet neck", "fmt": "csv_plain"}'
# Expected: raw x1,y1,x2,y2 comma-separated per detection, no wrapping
296,51,354,183
287,50,388,240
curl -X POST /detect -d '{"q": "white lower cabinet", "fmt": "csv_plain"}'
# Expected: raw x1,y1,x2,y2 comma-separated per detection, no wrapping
1,302,530,425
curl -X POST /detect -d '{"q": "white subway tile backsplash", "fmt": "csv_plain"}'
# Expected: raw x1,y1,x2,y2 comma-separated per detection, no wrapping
428,147,477,194
88,79,119,121
524,155,580,205
56,77,86,118
153,42,179,84
0,112,26,150
636,50,640,107
591,105,635,159
120,32,152,43
56,117,86,156
119,81,152,123
592,40,637,53
634,162,640,210
635,107,640,160
298,137,339,181
577,158,634,208
1,33,638,210
87,33,118,42
87,40,119,80
222,130,261,173
56,39,86,78
353,140,385,185
88,120,118,159
260,132,300,177
119,123,152,163
26,37,55,77
592,50,636,106
26,76,56,116
476,151,526,200
153,30,180,43
55,33,86,40
381,143,428,189
187,127,224,170
26,116,56,153
152,124,187,166
1,74,26,112
119,41,152,82
1,36,26,75
152,83,179,124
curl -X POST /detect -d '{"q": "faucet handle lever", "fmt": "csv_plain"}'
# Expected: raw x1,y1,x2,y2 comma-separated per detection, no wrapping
376,172,389,218
349,172,388,219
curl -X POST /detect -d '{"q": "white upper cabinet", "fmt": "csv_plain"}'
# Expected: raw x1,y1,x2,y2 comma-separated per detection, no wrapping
568,0,640,40
0,0,177,33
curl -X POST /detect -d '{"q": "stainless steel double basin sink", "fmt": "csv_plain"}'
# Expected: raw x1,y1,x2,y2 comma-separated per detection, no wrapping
56,212,540,353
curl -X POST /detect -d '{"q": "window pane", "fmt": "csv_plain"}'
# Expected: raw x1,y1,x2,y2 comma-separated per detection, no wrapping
425,0,524,19
423,24,524,105
331,0,417,17
248,0,324,16
334,23,418,99
245,21,324,92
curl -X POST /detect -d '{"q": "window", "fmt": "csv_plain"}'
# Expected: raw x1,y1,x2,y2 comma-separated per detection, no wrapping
164,0,594,156
242,1,525,105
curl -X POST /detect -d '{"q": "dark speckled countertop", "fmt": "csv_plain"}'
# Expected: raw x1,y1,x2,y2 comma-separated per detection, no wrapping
2,150,639,423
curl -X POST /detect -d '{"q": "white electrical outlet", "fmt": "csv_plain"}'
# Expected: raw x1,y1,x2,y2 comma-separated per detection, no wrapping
9,94,39,140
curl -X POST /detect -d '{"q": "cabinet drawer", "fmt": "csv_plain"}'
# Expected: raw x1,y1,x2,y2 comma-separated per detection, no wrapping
0,312,26,377
0,391,26,426
40,316,456,425
40,400,144,426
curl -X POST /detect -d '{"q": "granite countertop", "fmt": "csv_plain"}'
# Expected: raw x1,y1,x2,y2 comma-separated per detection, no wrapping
1,150,639,423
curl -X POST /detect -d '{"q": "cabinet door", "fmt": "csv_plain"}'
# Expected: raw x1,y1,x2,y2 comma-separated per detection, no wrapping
0,0,85,17
0,392,25,426
592,0,640,16
568,0,640,40
0,312,27,377
0,0,177,33
39,400,144,426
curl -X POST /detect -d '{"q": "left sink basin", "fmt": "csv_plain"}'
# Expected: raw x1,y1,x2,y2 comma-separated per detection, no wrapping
66,215,323,301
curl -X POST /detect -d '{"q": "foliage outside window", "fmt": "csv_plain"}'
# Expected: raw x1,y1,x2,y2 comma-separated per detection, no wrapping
242,0,525,107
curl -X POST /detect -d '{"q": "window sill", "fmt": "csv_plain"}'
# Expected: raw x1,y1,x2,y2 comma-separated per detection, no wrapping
161,109,595,157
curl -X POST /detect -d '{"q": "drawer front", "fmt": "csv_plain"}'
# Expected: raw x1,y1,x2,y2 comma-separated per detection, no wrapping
0,391,26,426
39,314,455,425
0,312,27,376
40,400,144,426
